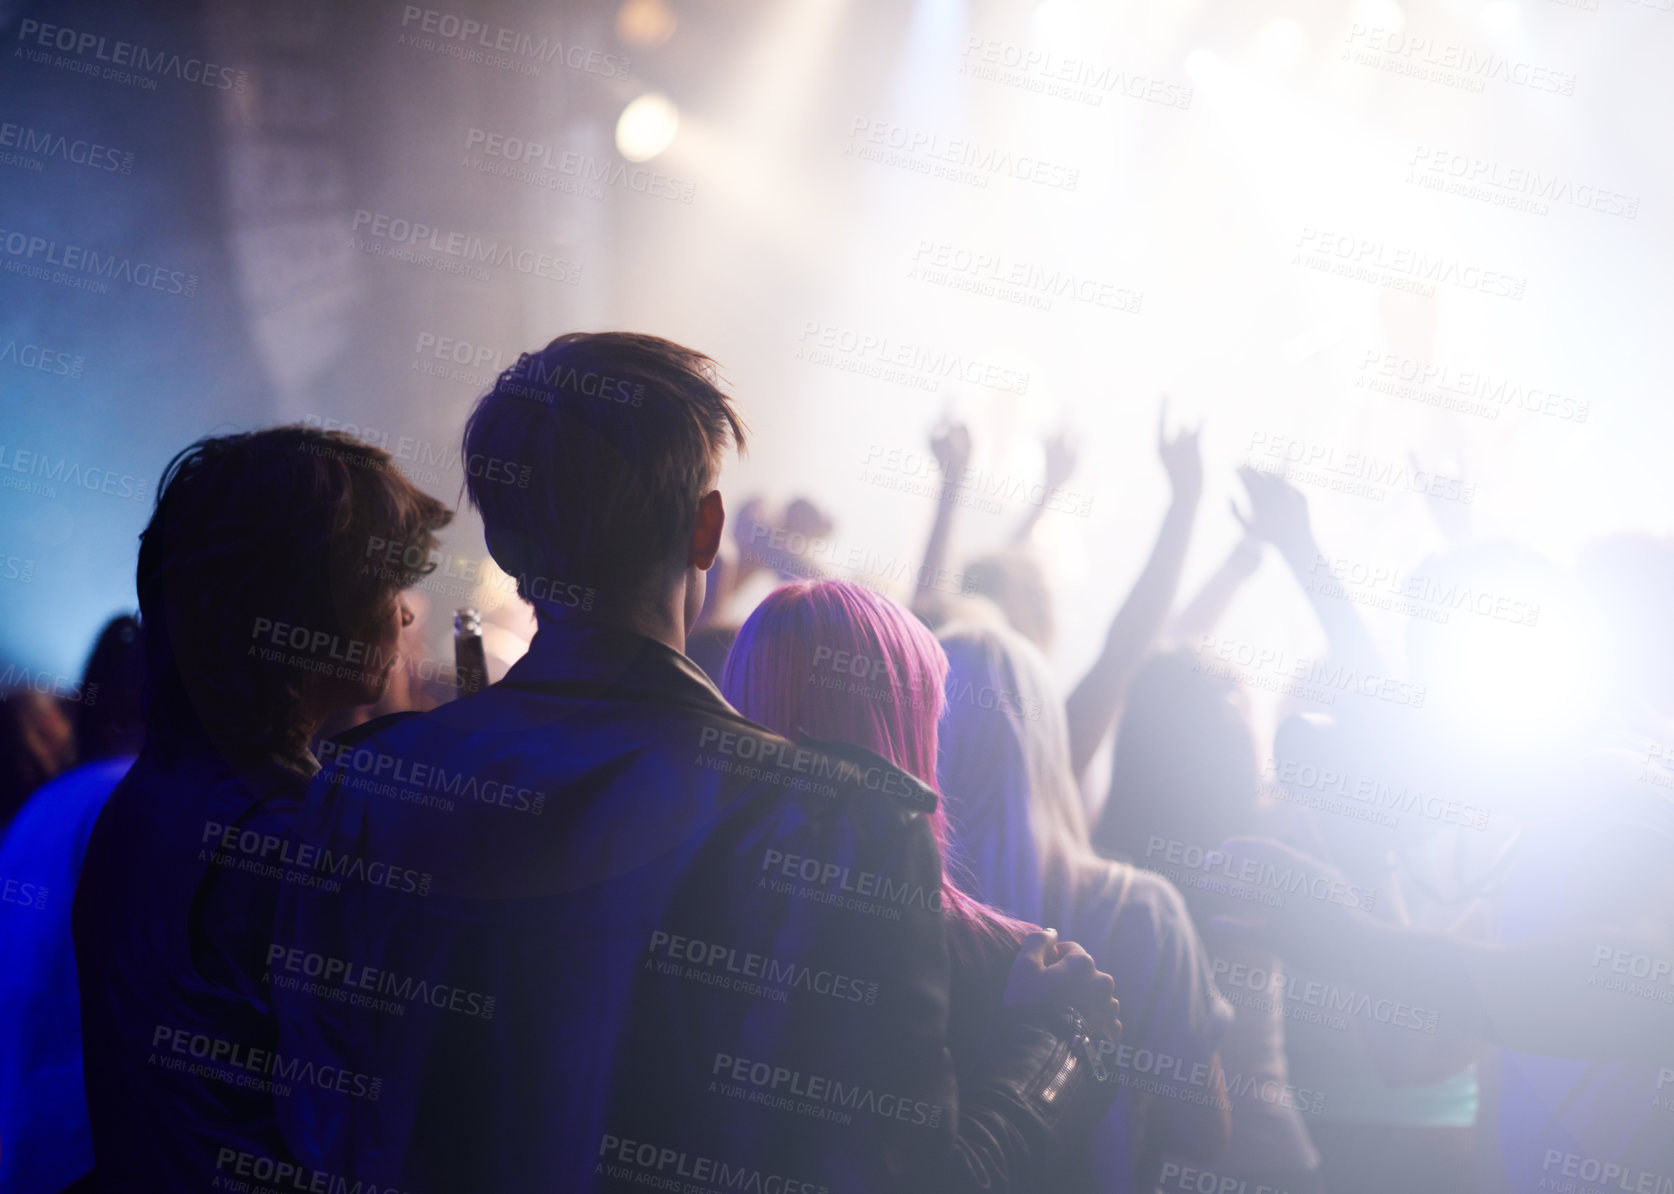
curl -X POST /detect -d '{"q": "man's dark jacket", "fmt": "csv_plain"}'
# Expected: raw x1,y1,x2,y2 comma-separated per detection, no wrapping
273,614,1107,1192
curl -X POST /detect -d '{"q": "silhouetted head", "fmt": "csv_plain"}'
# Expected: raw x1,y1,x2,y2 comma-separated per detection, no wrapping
0,689,75,826
964,548,1055,653
463,332,747,627
137,426,451,765
723,580,945,785
937,622,1086,926
1095,648,1259,869
76,613,145,761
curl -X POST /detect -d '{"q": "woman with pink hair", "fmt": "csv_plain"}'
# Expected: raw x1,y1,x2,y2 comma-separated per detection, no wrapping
722,579,1123,1181
723,579,1022,951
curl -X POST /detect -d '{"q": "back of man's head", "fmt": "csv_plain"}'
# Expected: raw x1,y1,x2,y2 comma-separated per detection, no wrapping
463,332,746,611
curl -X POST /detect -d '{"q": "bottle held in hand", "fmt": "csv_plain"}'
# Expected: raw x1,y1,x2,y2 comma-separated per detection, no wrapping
454,607,487,696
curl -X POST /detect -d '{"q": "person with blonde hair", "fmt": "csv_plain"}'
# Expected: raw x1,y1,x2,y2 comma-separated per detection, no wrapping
938,621,1235,1193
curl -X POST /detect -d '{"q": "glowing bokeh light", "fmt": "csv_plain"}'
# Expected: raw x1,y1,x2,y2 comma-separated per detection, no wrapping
615,93,681,162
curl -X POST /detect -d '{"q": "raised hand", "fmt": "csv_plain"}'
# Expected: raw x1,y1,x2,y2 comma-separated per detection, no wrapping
1043,427,1079,491
1157,397,1203,504
930,420,973,480
1231,464,1312,561
728,496,775,577
782,496,835,543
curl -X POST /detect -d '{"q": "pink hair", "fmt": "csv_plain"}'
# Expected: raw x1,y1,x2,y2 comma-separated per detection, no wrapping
721,579,1028,949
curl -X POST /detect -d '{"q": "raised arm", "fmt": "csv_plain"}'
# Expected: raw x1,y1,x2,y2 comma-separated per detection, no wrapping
727,494,839,590
1231,465,1385,675
1064,404,1201,780
1167,535,1264,643
696,497,786,628
911,422,973,625
1011,428,1079,545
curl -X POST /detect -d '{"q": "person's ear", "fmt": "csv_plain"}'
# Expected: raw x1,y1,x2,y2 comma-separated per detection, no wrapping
690,489,724,570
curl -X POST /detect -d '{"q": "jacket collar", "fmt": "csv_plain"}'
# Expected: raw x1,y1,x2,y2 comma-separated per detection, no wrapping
498,608,939,814
503,605,735,716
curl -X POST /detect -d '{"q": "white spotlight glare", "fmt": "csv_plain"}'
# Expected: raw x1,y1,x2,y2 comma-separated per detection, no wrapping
1416,564,1601,758
1443,623,1579,733
1184,48,1223,86
1256,19,1306,68
615,93,680,162
1032,0,1081,40
1354,0,1406,32
1480,0,1519,34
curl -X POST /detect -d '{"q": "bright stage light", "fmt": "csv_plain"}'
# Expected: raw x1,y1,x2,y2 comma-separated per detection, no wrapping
1404,549,1602,757
617,0,678,49
1032,0,1083,39
1256,19,1306,69
615,93,680,162
1434,619,1587,733
1184,48,1225,85
1354,0,1406,31
1479,0,1519,34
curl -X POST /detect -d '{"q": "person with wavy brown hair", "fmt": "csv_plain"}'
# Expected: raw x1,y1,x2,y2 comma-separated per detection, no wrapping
72,427,450,1193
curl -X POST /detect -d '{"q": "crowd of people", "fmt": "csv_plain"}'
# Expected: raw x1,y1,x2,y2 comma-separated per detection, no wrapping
1,330,1670,1194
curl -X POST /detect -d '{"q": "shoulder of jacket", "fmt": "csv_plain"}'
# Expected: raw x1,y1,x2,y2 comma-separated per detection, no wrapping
314,710,424,770
790,731,939,816
690,715,938,817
